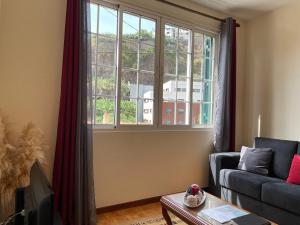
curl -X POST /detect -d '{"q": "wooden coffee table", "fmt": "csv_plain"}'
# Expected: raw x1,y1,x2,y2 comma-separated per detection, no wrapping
160,192,277,225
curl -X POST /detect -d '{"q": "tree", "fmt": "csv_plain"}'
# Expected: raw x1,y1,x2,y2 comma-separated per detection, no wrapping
95,98,136,124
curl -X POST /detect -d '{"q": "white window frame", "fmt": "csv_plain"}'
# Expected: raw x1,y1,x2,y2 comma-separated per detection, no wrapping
92,0,220,131
115,5,161,131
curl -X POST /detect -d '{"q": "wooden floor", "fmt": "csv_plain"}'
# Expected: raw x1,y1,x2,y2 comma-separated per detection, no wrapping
97,202,163,225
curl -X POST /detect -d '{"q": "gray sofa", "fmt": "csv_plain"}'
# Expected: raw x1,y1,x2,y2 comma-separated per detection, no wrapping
209,137,300,225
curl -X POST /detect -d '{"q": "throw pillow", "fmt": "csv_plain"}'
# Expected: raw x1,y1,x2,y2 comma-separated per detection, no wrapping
287,155,300,185
238,146,273,175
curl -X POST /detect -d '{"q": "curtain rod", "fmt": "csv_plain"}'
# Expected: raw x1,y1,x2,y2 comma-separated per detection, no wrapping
155,0,240,27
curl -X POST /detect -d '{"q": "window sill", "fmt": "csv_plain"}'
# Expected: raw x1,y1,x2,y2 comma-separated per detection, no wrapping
93,126,213,133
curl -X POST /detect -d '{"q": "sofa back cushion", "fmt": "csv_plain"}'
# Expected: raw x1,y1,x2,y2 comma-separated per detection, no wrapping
297,143,300,155
255,137,298,179
238,147,273,175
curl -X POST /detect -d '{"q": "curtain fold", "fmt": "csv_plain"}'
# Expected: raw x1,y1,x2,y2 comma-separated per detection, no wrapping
75,0,96,224
213,18,237,152
52,0,96,224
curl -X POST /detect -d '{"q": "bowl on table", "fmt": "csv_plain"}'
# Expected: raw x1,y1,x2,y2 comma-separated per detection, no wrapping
183,184,206,208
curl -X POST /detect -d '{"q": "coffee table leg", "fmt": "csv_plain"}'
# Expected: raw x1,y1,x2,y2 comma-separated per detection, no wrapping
162,207,173,225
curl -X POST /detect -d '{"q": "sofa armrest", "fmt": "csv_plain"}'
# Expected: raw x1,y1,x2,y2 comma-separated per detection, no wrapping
209,152,240,197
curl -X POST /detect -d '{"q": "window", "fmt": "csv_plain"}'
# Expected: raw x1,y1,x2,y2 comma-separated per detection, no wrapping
90,2,217,129
192,33,215,126
120,13,156,125
90,3,118,125
162,25,191,126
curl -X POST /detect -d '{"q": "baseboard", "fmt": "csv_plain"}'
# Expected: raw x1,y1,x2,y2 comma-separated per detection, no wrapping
96,195,161,214
96,187,208,214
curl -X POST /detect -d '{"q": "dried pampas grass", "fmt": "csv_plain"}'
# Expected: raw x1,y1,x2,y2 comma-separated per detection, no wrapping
0,113,47,220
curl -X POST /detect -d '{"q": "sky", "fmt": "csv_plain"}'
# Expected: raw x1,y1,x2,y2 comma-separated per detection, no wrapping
90,4,155,36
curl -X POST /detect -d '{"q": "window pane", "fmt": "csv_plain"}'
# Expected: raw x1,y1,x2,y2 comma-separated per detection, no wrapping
91,4,118,126
138,71,154,98
194,33,203,55
176,78,190,102
164,25,177,50
91,65,96,94
204,36,213,58
123,13,139,41
120,14,156,127
140,43,155,71
99,6,117,36
141,18,155,46
162,24,192,125
204,57,212,80
91,34,97,64
121,70,137,98
96,67,116,96
164,51,176,75
163,75,176,101
176,102,189,125
201,103,212,125
203,81,212,102
162,101,175,125
178,28,190,52
95,96,115,125
193,33,204,79
192,79,203,102
90,4,98,33
120,98,137,124
97,36,116,66
139,99,153,125
122,41,138,69
192,102,201,126
178,52,189,76
192,32,215,127
193,55,203,78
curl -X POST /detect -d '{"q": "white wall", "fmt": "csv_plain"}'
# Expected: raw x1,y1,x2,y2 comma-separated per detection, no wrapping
244,0,300,145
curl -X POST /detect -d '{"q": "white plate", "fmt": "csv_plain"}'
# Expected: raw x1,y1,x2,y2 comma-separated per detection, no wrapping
183,192,207,208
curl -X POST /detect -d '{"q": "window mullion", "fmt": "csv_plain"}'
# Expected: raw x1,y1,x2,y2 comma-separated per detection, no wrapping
115,7,123,128
157,19,165,128
174,28,179,125
136,17,141,125
189,31,194,128
93,5,100,125
154,18,161,128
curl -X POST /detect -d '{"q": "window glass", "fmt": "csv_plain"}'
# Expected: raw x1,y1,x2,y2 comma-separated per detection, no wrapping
91,5,118,125
162,24,192,125
121,13,156,125
192,33,215,127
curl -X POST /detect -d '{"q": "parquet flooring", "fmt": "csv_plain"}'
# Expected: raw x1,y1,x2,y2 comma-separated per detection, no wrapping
97,202,162,225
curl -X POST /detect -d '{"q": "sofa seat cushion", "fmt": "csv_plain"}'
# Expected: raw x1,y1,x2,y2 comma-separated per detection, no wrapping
220,169,283,200
262,182,300,216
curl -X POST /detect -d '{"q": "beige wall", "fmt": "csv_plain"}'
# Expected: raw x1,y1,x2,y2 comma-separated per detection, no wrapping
244,1,300,145
0,0,246,208
93,130,213,207
0,0,66,177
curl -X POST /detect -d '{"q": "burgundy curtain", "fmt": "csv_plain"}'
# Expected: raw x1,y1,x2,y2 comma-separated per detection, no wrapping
213,18,237,152
52,0,96,224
